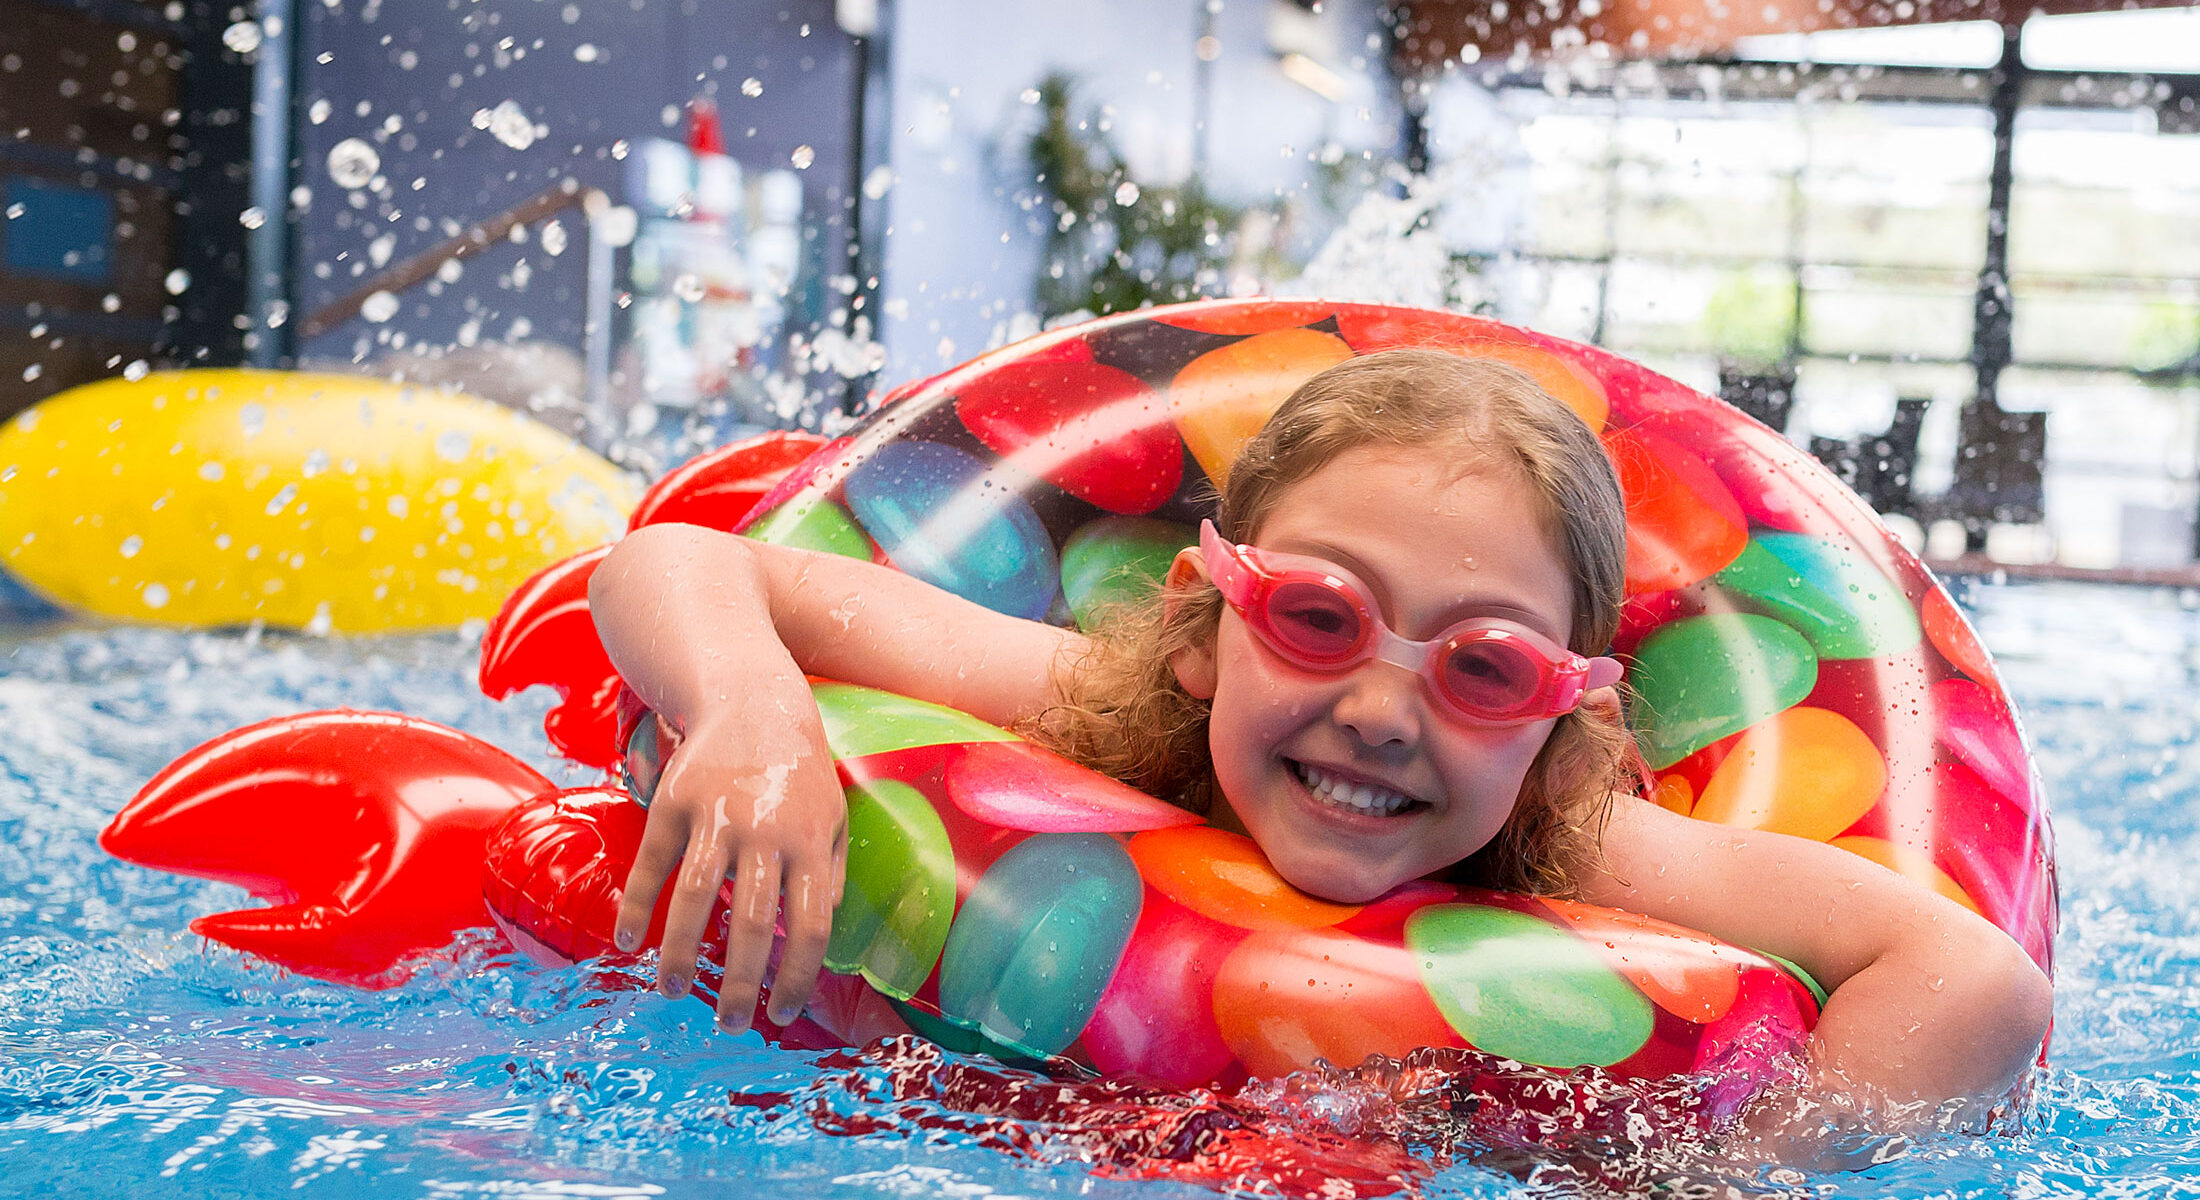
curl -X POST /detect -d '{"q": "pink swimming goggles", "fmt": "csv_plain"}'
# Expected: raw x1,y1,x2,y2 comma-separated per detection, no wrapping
1199,521,1625,726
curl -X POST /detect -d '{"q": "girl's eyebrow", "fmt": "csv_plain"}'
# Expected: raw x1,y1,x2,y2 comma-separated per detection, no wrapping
1261,537,1566,643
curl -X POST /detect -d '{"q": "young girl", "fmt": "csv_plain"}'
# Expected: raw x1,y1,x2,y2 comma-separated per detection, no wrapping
588,349,2052,1133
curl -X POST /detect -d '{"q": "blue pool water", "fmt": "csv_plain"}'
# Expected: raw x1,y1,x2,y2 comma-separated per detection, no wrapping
2,579,2197,1196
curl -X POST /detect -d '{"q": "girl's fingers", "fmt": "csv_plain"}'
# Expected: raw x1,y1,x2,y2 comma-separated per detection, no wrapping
766,857,838,1026
716,847,783,1034
614,810,689,953
655,833,730,999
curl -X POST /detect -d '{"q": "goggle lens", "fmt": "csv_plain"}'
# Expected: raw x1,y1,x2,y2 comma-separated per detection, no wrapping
1437,634,1548,719
1265,580,1366,663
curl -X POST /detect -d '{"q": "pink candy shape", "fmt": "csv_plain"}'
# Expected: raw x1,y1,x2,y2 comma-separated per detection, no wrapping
943,740,1206,833
1933,677,2035,813
1082,886,1250,1086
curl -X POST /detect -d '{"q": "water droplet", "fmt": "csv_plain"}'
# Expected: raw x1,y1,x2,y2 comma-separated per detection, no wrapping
540,220,567,256
19,364,39,383
308,97,331,125
198,461,226,482
573,43,598,62
790,145,814,170
119,535,143,559
122,359,148,381
163,268,190,294
1019,87,1041,104
672,274,706,302
1113,181,1140,206
435,430,473,461
328,138,379,188
141,582,170,609
222,20,262,54
740,77,763,97
482,100,538,150
359,291,400,323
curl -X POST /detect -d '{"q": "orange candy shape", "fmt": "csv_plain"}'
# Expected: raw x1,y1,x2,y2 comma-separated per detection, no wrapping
1604,427,1750,594
1444,339,1610,433
1922,584,2002,691
1331,308,1609,432
1830,835,1984,916
1168,329,1354,484
1691,707,1889,842
1650,773,1696,817
1534,897,1748,1025
1210,926,1462,1078
1126,827,1362,931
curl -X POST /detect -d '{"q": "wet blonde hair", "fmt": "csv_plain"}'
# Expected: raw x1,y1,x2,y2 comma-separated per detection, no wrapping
1027,348,1639,897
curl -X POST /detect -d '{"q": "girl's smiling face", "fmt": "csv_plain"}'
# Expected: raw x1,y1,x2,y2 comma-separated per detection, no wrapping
1170,442,1579,903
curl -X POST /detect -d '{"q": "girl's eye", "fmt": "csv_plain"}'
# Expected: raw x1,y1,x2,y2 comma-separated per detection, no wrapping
1442,642,1540,707
1266,582,1362,657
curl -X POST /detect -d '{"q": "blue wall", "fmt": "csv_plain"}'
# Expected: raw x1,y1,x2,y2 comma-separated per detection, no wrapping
291,0,859,366
285,0,1407,416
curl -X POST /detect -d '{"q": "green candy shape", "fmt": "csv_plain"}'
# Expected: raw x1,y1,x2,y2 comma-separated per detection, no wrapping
887,997,999,1058
1060,517,1196,631
1629,613,1818,769
936,832,1143,1058
1406,905,1654,1069
811,682,1019,760
743,495,872,560
826,779,957,998
1713,533,1921,660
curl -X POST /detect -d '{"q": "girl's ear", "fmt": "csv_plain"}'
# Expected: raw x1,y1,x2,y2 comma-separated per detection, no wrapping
1164,547,1219,701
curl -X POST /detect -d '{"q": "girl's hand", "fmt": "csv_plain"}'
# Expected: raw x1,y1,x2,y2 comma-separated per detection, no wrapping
610,696,849,1032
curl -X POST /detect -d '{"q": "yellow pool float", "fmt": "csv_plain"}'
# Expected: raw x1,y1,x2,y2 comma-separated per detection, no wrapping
0,369,637,632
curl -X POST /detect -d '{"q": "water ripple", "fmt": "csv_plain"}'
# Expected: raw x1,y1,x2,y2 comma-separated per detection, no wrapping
0,585,2194,1195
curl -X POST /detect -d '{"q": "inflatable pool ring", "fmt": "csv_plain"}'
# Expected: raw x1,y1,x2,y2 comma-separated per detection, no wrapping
689,298,2054,971
600,680,1824,1097
101,299,2050,1107
0,369,637,631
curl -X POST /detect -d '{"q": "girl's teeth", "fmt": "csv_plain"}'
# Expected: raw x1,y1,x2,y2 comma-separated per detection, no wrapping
1294,762,1414,816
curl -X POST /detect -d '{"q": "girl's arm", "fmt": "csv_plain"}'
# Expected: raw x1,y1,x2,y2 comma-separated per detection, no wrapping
589,522,1081,1030
1582,799,2053,1128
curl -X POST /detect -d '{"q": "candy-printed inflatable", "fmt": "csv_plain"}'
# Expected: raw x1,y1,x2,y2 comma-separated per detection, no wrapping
605,680,1823,1093
103,299,2051,1105
0,369,638,631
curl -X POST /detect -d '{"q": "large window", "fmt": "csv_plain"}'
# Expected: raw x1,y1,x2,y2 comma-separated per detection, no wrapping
1420,14,2200,568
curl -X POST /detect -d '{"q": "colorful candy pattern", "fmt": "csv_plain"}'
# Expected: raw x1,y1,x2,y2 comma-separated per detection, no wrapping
615,681,1820,1091
724,298,2054,979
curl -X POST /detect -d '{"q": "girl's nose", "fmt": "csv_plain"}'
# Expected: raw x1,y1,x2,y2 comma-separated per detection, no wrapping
1330,662,1425,748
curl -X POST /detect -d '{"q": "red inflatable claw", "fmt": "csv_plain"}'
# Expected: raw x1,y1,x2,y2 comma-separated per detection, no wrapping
478,431,834,767
478,544,622,767
627,429,831,531
101,711,552,986
481,785,690,965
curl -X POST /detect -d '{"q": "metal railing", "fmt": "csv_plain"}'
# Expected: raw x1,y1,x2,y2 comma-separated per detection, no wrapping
298,178,620,446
